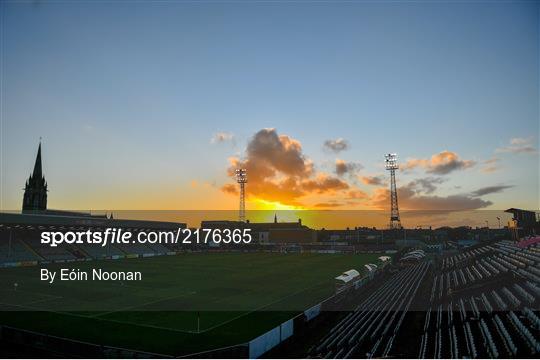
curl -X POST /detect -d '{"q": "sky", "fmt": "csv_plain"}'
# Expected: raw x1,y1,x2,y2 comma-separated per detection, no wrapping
1,0,539,222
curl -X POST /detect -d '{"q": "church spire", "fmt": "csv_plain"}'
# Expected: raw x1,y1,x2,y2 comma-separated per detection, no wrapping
32,141,43,179
23,140,48,212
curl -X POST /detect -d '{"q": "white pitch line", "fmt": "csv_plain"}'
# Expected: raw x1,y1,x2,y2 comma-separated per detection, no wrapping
198,279,330,333
92,291,197,318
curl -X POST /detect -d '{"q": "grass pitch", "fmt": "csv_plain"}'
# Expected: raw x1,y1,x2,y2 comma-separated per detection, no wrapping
0,252,382,355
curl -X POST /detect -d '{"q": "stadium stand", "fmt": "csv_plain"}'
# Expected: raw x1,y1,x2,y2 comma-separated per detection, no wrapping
0,224,173,264
0,212,189,265
418,240,539,358
0,230,41,262
306,239,539,359
311,262,429,358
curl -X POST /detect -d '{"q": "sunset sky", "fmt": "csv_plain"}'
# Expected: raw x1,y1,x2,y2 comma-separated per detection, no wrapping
1,1,538,219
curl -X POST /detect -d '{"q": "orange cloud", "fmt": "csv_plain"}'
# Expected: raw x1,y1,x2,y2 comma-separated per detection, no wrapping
221,183,238,194
360,175,384,186
313,202,344,208
222,129,351,207
403,151,475,175
347,189,369,200
220,133,494,212
301,173,349,194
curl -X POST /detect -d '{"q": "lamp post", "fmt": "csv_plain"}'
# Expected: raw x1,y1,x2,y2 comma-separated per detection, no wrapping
235,168,247,222
385,153,402,229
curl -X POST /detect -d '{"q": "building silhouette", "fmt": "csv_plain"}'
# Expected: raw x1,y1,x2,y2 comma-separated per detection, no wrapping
22,142,47,212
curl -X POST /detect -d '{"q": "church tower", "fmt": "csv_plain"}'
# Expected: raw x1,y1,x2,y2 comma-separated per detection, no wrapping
22,142,48,212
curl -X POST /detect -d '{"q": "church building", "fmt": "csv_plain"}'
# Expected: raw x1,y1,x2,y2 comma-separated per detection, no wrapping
22,142,48,212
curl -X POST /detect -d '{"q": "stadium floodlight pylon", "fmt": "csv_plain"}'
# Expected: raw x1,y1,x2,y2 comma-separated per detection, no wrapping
235,168,247,222
385,153,402,230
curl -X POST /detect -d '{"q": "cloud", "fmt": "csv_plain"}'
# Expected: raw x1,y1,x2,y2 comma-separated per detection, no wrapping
313,202,344,208
222,128,349,205
312,192,369,208
496,137,537,154
301,174,350,193
401,195,491,211
221,183,238,194
360,175,385,186
407,177,445,194
403,151,476,175
371,185,492,211
481,157,501,173
211,132,235,144
484,157,499,164
220,131,511,211
470,185,513,197
323,138,349,153
347,189,369,200
369,177,497,211
310,189,370,208
335,159,363,177
481,167,498,174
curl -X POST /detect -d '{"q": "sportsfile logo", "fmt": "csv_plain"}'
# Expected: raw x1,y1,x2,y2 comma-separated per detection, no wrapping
40,227,253,247
41,228,156,247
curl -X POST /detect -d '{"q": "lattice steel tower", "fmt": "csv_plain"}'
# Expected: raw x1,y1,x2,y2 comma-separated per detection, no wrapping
385,153,402,229
235,168,247,222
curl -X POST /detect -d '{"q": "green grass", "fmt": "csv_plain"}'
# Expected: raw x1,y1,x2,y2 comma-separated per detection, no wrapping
0,252,382,355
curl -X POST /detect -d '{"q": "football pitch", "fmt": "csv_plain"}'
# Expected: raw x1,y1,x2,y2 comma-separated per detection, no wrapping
0,252,383,355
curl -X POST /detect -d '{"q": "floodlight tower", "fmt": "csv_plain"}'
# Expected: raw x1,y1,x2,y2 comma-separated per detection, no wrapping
235,168,247,222
385,153,402,230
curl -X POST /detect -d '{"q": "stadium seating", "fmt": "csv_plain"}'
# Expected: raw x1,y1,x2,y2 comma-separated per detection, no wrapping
309,239,539,358
421,240,540,358
311,262,429,358
0,237,41,262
